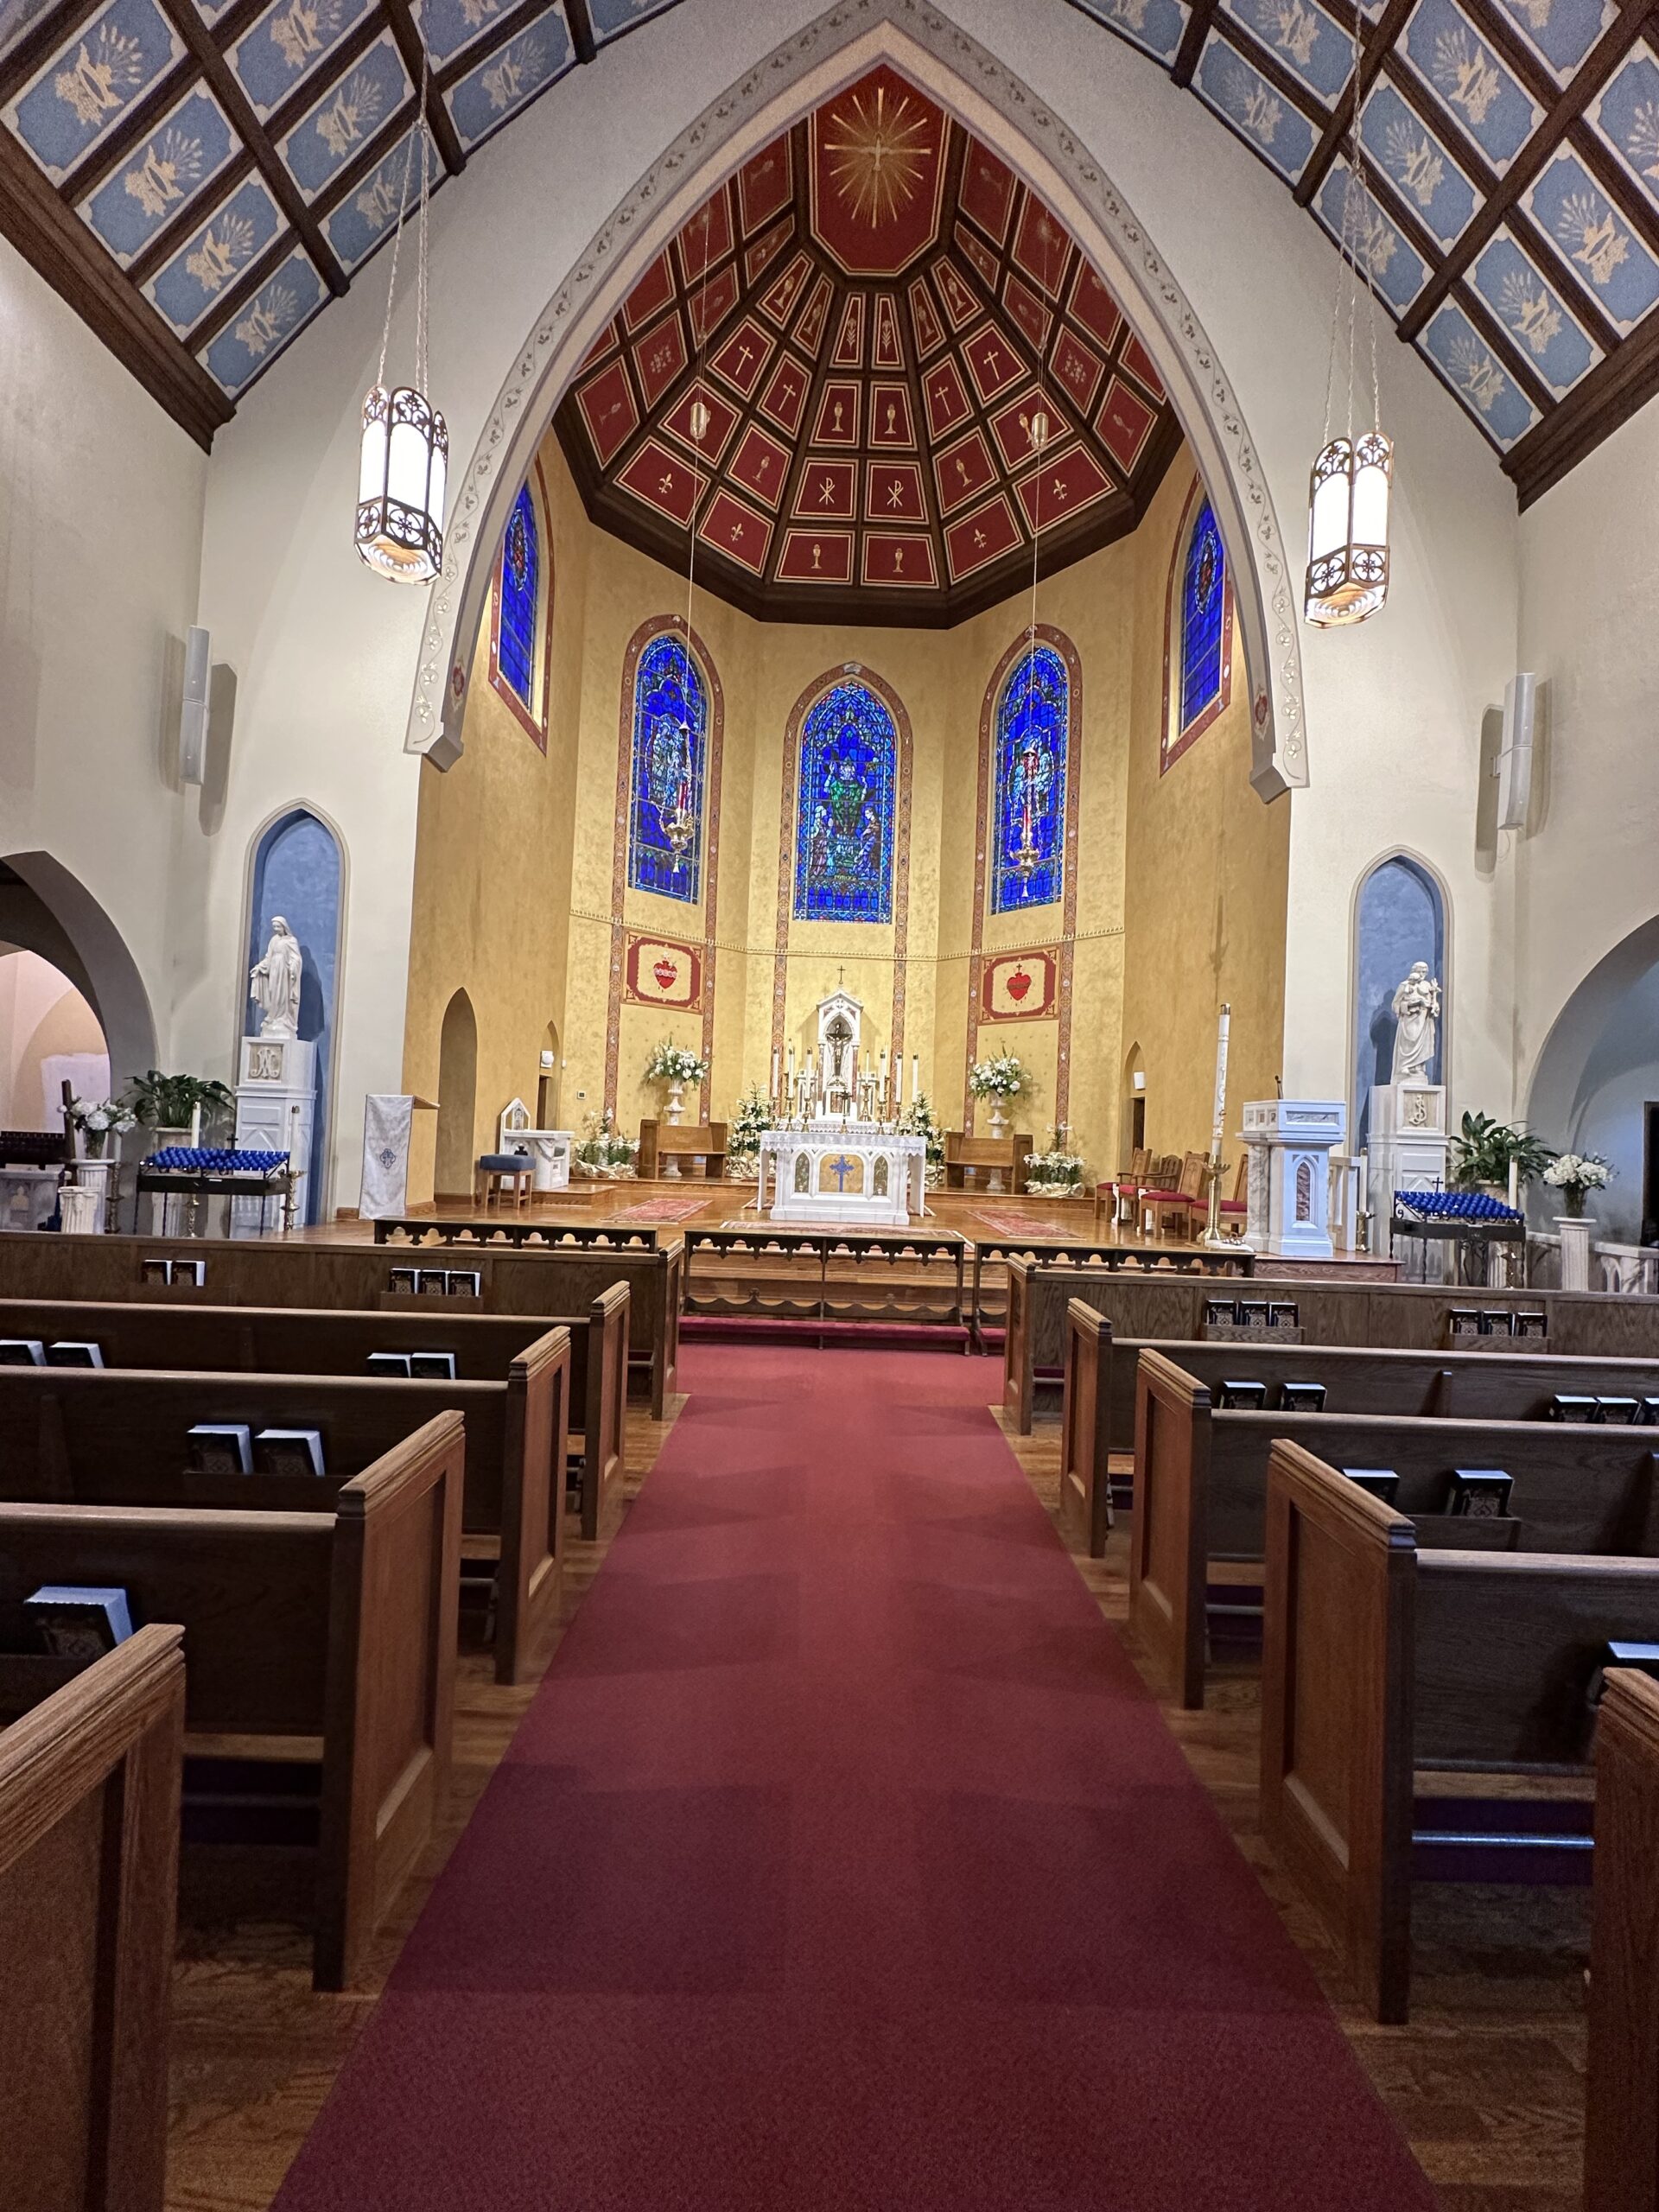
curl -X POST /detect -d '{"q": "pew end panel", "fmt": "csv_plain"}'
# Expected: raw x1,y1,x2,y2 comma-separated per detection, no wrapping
1129,1351,1211,1709
1586,1668,1659,2212
494,1326,571,1687
1059,1301,1114,1556
315,1411,464,1990
0,1624,186,2212
1259,1442,1418,2025
580,1285,631,1544
1003,1258,1033,1433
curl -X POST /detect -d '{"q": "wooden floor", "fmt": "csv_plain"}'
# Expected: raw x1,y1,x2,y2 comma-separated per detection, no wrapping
162,1370,1587,2211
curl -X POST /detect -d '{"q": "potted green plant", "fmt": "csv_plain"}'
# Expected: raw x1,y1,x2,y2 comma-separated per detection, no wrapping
1448,1111,1554,1201
125,1071,236,1150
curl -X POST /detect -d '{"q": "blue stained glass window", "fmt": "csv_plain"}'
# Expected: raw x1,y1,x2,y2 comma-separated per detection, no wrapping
793,682,899,924
992,644,1068,913
498,484,539,713
628,633,708,904
1178,499,1226,736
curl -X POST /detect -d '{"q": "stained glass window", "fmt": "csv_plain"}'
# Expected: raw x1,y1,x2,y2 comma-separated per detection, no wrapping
1178,499,1226,736
498,485,539,714
628,633,708,904
792,681,899,924
991,644,1068,913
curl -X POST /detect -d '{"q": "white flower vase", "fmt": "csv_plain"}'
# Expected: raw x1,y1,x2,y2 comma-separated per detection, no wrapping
988,1100,1009,1139
662,1079,685,1177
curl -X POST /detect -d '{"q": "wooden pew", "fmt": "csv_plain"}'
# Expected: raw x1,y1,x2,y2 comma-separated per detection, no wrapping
1059,1310,1659,1556
0,1412,462,1989
0,1287,630,1548
1061,1310,1659,1459
1131,1346,1659,1707
0,1227,683,1416
1258,1439,1659,2023
0,1339,566,1686
0,1626,184,2212
1586,1667,1659,2212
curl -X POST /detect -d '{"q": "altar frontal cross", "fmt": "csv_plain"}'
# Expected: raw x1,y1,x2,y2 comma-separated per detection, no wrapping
827,1154,857,1191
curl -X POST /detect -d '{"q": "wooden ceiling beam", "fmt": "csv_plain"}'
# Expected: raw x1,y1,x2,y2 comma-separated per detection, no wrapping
1506,296,1659,503
380,0,467,177
0,125,230,448
1294,0,1422,211
1171,0,1221,89
565,0,598,66
149,0,348,299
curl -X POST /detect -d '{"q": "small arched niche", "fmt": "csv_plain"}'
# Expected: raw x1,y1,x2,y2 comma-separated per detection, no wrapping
245,807,344,1224
435,990,479,1203
1352,855,1447,1156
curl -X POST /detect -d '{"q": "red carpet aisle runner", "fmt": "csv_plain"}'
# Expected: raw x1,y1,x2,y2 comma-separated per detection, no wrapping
273,1347,1434,2212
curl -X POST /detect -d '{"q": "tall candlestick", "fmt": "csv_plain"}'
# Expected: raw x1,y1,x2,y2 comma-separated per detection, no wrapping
1211,1003,1230,1155
787,1044,795,1082
772,1049,780,1100
912,1054,920,1104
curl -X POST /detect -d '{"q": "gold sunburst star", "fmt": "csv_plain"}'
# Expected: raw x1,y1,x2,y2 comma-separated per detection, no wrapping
824,83,933,228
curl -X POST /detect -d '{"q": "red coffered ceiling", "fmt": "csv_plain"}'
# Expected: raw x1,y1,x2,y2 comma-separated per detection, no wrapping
555,65,1181,626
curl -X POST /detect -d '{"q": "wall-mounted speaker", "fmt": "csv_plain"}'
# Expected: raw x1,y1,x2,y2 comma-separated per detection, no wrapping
180,626,211,785
1495,671,1536,831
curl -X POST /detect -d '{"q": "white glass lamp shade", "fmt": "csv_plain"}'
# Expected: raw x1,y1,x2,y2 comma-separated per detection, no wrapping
1304,430,1393,626
355,384,448,582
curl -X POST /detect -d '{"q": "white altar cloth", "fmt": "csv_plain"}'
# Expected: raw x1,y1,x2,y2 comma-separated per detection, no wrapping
759,1120,927,1227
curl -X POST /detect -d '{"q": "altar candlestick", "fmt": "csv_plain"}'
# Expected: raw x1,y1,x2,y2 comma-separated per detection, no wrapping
1211,1004,1230,1157
912,1054,920,1104
772,1049,780,1100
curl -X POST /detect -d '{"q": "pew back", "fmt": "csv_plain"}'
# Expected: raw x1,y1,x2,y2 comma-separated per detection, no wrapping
0,1411,462,1987
0,1626,184,2212
1586,1669,1659,2212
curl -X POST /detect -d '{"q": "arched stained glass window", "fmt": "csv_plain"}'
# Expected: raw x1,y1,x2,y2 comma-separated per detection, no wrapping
1178,499,1226,736
497,484,539,713
992,643,1068,913
628,633,708,904
793,681,899,924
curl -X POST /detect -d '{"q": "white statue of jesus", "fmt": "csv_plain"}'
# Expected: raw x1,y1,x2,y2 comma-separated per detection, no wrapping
1389,961,1440,1084
251,916,303,1039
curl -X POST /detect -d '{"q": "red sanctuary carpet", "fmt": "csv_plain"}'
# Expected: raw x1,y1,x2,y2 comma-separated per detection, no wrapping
272,1346,1433,2211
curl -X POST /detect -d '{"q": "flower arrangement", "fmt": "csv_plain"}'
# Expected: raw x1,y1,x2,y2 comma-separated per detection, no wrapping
1024,1127,1086,1198
899,1093,945,1185
1543,1152,1611,1218
644,1039,709,1086
573,1109,639,1180
725,1085,774,1178
968,1052,1026,1101
67,1097,138,1160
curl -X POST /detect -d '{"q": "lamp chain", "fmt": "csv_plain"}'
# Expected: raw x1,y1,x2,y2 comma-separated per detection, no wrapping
415,45,432,397
373,107,421,391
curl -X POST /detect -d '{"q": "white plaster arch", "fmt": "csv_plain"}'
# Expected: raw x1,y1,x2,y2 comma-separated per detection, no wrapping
410,0,1306,798
1524,913,1659,1154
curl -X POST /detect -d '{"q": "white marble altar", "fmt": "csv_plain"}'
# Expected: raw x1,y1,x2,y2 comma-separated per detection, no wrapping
498,1098,572,1192
1366,1080,1449,1255
759,1119,927,1227
1242,1099,1347,1262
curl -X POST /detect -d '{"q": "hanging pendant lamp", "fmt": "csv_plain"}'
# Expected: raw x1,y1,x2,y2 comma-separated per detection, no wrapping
356,68,448,583
1304,8,1392,630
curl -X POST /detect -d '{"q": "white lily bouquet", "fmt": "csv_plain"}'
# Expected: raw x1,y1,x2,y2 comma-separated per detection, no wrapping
1542,1151,1611,1218
1024,1128,1086,1198
644,1040,709,1085
968,1052,1025,1101
68,1097,138,1160
573,1109,639,1180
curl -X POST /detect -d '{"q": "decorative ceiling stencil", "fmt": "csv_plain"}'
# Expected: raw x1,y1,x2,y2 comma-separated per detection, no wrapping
0,0,1654,499
553,66,1182,623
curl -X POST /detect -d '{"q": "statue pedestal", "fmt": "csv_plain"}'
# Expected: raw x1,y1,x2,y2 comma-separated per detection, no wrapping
233,1034,316,1234
1367,1083,1449,1256
1242,1100,1347,1262
1556,1216,1593,1294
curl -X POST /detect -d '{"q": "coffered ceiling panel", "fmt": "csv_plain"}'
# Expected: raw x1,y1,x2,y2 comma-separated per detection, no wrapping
0,0,1653,503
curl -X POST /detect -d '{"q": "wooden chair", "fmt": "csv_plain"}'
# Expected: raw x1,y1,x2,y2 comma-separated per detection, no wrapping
1093,1146,1152,1233
0,1626,184,2212
1141,1151,1205,1242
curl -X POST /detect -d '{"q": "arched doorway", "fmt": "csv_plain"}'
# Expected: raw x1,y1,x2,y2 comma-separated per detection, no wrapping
1124,1045,1147,1160
0,852,156,1088
435,991,479,1204
0,951,106,1128
1527,915,1659,1244
245,807,344,1224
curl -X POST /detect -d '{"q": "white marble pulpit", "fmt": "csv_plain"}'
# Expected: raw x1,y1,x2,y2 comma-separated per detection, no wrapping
759,1120,926,1227
1366,1081,1450,1255
1242,1099,1347,1262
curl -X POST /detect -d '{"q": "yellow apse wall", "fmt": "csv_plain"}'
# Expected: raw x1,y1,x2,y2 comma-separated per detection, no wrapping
401,430,1287,1202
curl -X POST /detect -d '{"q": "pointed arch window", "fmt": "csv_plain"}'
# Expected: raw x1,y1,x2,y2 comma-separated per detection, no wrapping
991,643,1068,913
628,633,709,904
1162,486,1233,772
793,680,898,924
490,474,552,747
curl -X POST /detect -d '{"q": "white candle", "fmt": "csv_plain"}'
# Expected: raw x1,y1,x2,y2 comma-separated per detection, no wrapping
1507,1156,1519,1211
893,1054,903,1109
787,1044,794,1081
1211,1004,1230,1151
772,1049,780,1098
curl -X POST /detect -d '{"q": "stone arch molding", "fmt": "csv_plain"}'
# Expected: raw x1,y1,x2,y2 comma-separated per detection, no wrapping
409,0,1307,797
